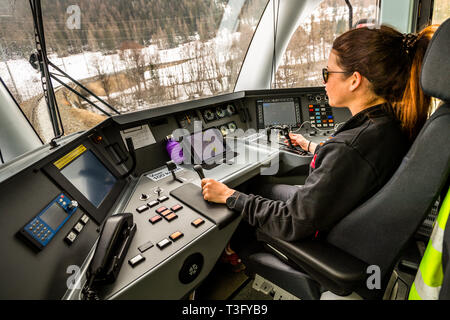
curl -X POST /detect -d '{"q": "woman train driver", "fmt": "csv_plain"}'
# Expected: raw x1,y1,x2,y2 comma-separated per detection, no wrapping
201,25,437,261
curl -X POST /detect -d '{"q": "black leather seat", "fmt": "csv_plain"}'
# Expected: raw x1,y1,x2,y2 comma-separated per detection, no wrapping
240,18,450,300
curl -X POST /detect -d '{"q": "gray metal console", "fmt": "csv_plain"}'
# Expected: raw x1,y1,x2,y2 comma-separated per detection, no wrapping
0,87,350,299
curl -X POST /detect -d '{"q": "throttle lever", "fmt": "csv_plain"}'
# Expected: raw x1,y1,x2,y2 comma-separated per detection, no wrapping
193,165,206,180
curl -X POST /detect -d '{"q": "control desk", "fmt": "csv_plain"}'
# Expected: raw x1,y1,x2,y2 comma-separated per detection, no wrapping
0,87,351,299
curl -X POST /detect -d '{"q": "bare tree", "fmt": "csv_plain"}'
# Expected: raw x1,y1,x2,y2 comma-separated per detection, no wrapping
90,55,113,102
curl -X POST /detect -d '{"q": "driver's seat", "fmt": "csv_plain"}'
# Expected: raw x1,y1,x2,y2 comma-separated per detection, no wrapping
239,18,450,300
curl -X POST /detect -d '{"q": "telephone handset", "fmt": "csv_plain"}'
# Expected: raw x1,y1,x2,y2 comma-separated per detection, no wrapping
82,212,136,300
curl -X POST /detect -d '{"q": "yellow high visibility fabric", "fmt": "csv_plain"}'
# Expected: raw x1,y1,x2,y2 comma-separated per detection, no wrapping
420,239,443,286
409,187,450,300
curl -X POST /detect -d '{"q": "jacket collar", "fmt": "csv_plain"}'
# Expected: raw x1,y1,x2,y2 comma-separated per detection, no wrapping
334,103,392,135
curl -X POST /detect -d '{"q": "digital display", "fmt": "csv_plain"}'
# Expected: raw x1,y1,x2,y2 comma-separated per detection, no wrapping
186,128,231,164
263,100,297,126
40,202,67,230
61,150,116,208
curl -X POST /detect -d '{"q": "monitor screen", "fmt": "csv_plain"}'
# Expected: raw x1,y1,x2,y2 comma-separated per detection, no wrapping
61,150,117,208
262,100,297,126
40,202,67,230
186,128,231,164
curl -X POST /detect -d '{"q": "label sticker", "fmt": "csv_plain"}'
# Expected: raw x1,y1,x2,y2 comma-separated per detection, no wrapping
54,145,87,170
120,125,156,150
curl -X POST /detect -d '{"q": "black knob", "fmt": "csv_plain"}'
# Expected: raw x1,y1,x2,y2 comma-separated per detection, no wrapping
166,160,177,172
193,165,205,180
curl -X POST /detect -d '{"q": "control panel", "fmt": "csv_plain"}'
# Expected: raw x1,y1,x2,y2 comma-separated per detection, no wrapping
304,93,335,129
0,87,352,299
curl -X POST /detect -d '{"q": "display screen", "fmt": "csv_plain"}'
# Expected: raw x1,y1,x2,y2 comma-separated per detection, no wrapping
40,202,67,230
263,100,297,126
61,150,116,208
186,128,231,164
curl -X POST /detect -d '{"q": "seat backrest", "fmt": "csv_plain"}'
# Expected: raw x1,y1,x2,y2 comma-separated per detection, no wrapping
326,18,450,292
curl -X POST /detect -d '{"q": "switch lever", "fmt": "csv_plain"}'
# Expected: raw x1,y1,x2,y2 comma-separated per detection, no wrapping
166,161,183,183
194,165,205,180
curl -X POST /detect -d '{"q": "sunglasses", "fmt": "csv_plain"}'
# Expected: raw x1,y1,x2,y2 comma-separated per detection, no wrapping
322,68,350,84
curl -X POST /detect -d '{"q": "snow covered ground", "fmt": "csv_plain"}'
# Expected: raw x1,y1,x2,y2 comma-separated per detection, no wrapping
0,32,237,104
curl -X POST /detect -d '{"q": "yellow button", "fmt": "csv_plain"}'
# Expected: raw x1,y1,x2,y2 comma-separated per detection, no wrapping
169,231,184,241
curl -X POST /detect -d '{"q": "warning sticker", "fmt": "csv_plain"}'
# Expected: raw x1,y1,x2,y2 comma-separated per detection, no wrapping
53,145,87,170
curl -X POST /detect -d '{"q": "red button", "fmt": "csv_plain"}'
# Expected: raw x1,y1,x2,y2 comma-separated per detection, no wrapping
149,215,162,224
171,204,183,212
156,206,167,214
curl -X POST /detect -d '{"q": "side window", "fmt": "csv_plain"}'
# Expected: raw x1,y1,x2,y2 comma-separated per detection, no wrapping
432,0,450,25
0,1,50,142
273,0,379,89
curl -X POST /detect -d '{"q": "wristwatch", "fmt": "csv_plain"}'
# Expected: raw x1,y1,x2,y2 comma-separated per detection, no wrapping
225,191,238,210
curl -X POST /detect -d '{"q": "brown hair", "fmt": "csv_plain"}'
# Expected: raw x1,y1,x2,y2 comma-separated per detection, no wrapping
332,25,438,140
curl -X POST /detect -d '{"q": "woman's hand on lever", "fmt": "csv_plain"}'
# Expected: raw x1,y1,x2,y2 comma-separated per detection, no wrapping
285,133,317,153
201,179,236,204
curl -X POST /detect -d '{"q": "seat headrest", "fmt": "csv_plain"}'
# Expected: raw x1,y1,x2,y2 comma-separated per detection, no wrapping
421,18,450,102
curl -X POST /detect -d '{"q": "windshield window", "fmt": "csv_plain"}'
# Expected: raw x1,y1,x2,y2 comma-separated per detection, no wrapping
33,0,268,141
273,0,379,89
432,0,450,25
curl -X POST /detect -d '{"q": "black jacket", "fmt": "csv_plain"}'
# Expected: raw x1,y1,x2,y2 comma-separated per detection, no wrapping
228,104,410,241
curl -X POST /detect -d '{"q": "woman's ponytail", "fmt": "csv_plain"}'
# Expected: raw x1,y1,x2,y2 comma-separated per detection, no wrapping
396,26,438,139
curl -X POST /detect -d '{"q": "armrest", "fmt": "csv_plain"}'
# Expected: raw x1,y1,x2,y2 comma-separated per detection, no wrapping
256,231,369,296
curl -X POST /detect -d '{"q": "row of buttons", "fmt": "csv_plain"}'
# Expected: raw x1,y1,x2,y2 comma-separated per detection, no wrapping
314,123,333,128
65,214,90,245
136,195,169,213
150,204,183,224
128,230,186,268
128,193,207,268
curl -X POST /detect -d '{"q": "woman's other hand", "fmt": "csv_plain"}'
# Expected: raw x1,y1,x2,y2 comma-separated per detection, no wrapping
285,133,309,151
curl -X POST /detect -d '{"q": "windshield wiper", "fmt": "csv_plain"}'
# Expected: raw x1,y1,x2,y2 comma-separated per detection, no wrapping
345,0,353,30
30,0,63,147
29,0,121,148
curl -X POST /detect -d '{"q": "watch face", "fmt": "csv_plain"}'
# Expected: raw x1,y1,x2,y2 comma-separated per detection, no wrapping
226,194,236,208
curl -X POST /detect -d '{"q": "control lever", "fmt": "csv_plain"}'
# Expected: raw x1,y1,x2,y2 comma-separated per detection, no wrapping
166,160,183,183
281,128,297,150
270,125,307,155
266,127,272,143
269,125,296,149
194,164,206,180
